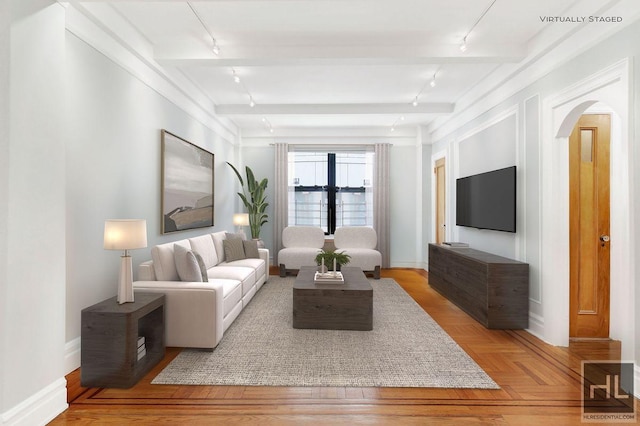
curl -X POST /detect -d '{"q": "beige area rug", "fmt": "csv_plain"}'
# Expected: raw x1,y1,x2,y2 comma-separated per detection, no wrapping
152,276,499,388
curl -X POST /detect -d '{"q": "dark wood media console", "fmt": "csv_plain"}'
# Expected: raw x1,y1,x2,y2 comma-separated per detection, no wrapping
428,244,529,329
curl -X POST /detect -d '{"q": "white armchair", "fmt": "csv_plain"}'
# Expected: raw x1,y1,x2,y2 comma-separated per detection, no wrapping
334,226,382,279
278,226,325,277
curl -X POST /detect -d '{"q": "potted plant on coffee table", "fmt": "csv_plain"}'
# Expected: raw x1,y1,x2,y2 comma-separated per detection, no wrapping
227,162,268,245
315,249,351,272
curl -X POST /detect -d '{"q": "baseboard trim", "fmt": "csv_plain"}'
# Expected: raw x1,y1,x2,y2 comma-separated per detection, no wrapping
526,312,544,341
65,337,81,374
390,261,422,269
1,377,68,426
635,364,640,399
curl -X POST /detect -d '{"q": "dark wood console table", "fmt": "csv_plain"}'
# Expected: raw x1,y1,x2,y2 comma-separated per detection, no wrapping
428,244,529,329
81,292,165,388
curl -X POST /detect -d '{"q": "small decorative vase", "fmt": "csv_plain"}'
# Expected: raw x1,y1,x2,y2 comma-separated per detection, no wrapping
253,238,265,248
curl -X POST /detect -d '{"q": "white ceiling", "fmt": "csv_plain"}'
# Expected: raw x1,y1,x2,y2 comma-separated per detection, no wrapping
76,0,626,132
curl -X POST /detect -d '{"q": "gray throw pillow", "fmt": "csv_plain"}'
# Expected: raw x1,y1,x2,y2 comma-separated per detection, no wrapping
174,244,208,282
225,232,245,240
193,252,209,282
223,238,246,262
243,239,260,259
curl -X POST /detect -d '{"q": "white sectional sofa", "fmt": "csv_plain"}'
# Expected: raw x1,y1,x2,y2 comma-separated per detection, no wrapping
133,231,269,350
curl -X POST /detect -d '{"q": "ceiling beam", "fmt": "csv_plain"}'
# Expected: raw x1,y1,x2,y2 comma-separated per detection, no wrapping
215,103,454,115
155,43,525,67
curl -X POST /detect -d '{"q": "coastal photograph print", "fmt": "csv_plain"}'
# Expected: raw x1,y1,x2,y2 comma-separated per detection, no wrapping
161,130,214,233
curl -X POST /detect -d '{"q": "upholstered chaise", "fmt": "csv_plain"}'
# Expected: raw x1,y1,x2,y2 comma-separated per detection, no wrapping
278,226,325,277
333,226,381,279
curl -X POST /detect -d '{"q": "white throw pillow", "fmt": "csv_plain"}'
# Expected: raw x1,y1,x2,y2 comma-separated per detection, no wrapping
174,244,208,282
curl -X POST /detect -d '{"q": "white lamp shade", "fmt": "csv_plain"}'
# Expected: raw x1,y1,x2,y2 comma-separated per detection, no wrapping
233,213,250,227
104,219,148,250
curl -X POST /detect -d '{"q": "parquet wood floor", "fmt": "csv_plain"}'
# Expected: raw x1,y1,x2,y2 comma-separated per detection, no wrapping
52,268,634,425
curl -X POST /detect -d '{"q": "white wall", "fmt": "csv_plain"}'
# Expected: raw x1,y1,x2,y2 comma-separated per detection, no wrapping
0,0,10,420
389,145,420,267
237,145,275,256
454,112,518,259
1,2,68,424
64,31,240,368
427,15,639,384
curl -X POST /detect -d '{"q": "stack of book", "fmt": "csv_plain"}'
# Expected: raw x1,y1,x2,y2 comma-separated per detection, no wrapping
314,271,345,284
137,336,146,361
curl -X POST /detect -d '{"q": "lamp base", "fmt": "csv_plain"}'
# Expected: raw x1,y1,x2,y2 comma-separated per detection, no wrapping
117,255,135,304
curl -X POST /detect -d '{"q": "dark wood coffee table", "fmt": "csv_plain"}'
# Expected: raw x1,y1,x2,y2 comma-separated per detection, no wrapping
293,266,373,331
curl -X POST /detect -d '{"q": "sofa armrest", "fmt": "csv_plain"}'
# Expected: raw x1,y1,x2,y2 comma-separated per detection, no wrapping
138,260,156,281
133,280,224,349
259,248,270,279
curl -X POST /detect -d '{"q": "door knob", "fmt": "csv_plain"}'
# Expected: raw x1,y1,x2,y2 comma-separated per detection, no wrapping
600,235,610,242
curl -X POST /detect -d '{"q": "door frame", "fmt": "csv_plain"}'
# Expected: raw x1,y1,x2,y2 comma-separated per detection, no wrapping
541,59,634,361
431,149,448,245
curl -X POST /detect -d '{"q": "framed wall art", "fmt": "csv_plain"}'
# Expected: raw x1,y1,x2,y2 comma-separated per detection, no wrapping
161,130,214,233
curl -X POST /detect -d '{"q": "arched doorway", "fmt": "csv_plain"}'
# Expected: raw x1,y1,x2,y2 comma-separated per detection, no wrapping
541,59,634,361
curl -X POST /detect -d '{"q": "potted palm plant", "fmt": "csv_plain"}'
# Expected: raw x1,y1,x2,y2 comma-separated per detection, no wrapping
227,162,268,243
315,249,351,272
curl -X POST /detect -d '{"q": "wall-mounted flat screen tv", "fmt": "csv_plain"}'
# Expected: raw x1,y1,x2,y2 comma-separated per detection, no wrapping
456,166,516,233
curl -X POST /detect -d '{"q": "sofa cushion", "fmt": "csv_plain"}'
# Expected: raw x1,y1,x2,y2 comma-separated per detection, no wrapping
243,240,260,259
211,231,227,263
189,234,219,269
223,238,246,262
151,240,190,281
220,279,242,317
218,258,265,280
174,244,208,282
207,266,256,296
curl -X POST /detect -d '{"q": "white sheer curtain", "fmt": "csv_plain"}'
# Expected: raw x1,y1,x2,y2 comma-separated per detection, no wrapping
273,143,289,265
373,143,391,268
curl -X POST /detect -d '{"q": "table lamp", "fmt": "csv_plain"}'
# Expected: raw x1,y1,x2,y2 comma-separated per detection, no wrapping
233,213,250,237
104,219,148,304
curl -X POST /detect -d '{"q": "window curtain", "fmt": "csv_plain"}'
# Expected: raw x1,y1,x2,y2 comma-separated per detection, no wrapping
373,143,391,268
273,143,289,265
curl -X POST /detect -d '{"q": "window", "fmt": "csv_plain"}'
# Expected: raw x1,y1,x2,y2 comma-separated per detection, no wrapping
288,150,373,234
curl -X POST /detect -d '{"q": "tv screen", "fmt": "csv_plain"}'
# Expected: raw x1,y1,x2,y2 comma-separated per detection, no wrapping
456,166,516,233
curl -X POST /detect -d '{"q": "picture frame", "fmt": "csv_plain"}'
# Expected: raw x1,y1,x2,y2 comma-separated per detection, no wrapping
161,130,214,233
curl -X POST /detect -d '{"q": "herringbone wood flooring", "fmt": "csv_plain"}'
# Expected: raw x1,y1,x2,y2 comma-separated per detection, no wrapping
52,268,633,425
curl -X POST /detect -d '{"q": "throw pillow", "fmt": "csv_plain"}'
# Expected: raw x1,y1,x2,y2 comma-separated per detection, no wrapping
174,244,207,282
243,239,260,259
225,232,246,241
193,252,209,282
223,238,246,262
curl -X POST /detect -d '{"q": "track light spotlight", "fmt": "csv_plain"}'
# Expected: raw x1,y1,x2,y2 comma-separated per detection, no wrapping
412,97,419,107
249,97,255,108
460,37,467,52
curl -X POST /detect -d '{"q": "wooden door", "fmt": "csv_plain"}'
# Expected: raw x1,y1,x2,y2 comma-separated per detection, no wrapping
434,158,446,244
569,114,610,338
